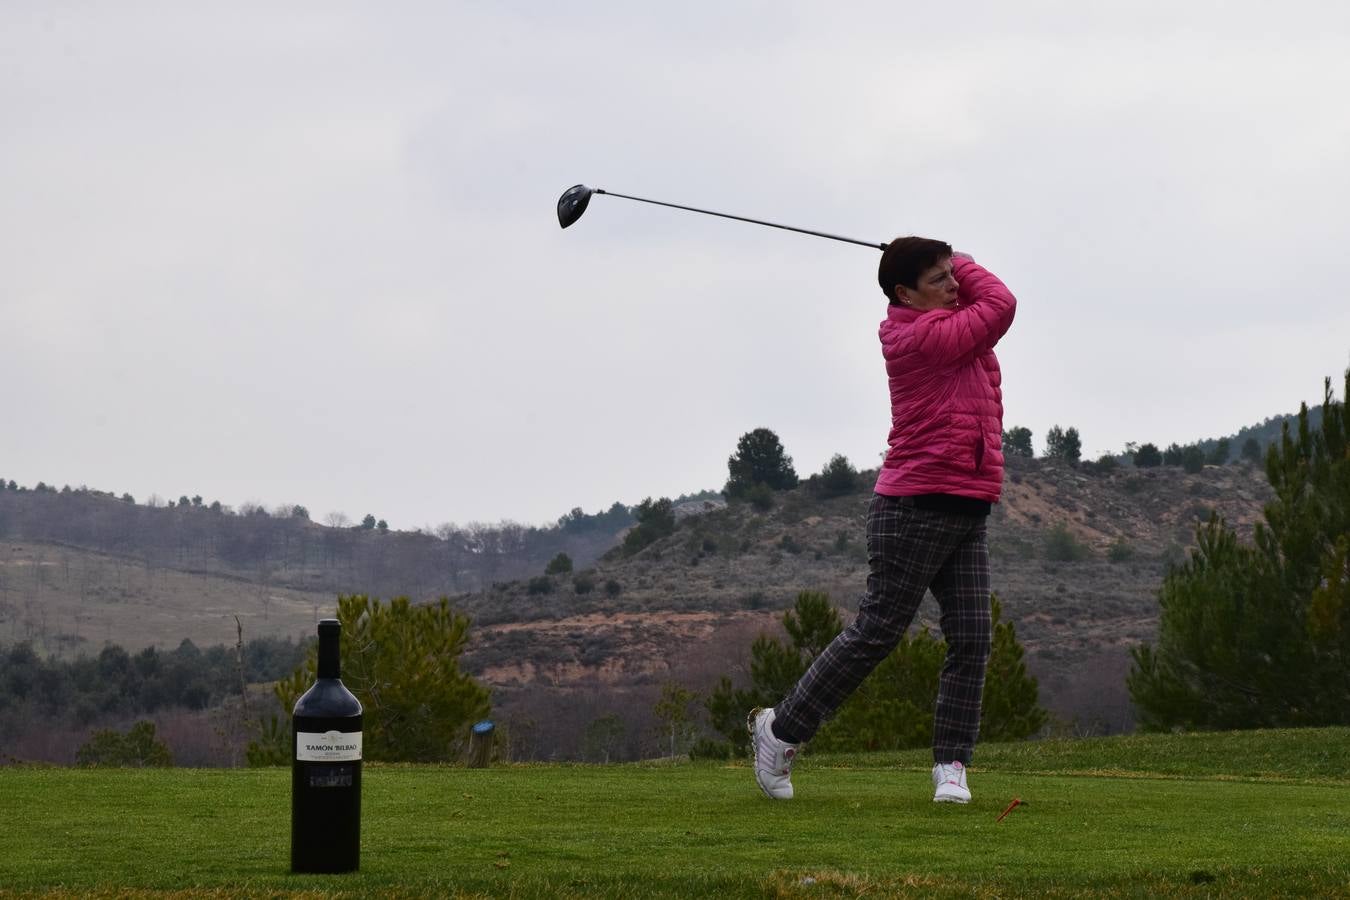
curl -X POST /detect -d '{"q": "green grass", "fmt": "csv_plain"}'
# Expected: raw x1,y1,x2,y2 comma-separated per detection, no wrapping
3,728,1349,898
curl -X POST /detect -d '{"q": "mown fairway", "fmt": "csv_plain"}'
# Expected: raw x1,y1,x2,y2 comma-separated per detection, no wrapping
2,729,1348,898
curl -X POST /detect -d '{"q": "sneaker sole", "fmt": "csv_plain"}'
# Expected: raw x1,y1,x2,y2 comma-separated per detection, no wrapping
755,776,792,800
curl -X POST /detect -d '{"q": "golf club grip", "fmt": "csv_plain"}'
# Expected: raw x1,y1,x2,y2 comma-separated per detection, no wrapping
595,190,886,251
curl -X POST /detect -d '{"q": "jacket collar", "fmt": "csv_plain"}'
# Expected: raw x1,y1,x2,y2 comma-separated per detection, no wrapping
885,302,923,324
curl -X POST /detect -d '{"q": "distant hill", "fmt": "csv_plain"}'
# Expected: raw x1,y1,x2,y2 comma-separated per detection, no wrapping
0,487,632,628
0,412,1293,761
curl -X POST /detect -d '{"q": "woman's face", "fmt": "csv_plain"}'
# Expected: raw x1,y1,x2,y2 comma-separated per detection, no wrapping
896,257,959,311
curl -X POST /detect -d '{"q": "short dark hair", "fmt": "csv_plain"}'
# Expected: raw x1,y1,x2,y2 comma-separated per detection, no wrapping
877,236,953,302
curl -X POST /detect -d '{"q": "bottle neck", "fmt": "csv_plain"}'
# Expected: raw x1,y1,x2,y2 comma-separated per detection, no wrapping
317,631,341,679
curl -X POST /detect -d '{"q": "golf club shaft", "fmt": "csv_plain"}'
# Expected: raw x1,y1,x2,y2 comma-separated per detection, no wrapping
595,189,886,250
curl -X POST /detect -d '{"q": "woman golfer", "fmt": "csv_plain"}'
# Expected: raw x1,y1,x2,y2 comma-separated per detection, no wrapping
750,237,1016,803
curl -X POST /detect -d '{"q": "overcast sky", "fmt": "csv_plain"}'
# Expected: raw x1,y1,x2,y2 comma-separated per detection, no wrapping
4,2,1349,531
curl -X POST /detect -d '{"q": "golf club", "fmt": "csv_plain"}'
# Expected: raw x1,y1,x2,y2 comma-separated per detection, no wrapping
557,184,887,251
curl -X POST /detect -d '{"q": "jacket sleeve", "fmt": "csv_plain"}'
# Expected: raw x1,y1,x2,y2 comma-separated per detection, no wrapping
906,257,1017,366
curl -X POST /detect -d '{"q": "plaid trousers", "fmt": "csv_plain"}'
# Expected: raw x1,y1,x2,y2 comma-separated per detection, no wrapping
774,493,992,764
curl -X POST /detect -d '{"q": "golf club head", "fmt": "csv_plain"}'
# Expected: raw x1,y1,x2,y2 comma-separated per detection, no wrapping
557,184,593,228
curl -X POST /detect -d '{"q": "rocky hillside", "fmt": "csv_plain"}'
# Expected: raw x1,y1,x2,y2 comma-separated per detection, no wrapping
462,456,1273,740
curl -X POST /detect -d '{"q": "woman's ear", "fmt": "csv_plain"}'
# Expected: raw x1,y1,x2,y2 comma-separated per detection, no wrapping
893,285,909,305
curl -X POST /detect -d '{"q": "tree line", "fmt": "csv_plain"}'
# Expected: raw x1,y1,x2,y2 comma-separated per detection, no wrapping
0,636,307,733
1001,424,1271,473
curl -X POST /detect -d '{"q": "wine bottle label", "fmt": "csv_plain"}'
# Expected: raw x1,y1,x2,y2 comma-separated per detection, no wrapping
296,730,363,762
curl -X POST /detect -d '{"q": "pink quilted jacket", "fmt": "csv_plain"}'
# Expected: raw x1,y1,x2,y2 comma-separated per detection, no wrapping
873,256,1017,502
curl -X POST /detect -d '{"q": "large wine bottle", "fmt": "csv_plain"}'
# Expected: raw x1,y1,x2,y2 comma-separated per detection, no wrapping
291,618,363,873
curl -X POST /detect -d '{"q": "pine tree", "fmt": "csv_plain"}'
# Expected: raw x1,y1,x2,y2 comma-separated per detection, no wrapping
978,598,1050,740
724,428,799,500
703,676,759,756
253,594,490,763
1129,370,1350,729
1134,443,1163,468
705,591,838,754
1044,425,1082,465
814,454,859,498
1308,535,1350,703
780,590,841,660
620,497,675,556
1002,426,1034,458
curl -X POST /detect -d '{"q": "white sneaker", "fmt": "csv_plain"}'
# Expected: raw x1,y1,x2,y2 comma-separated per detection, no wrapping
932,761,971,804
748,707,797,800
